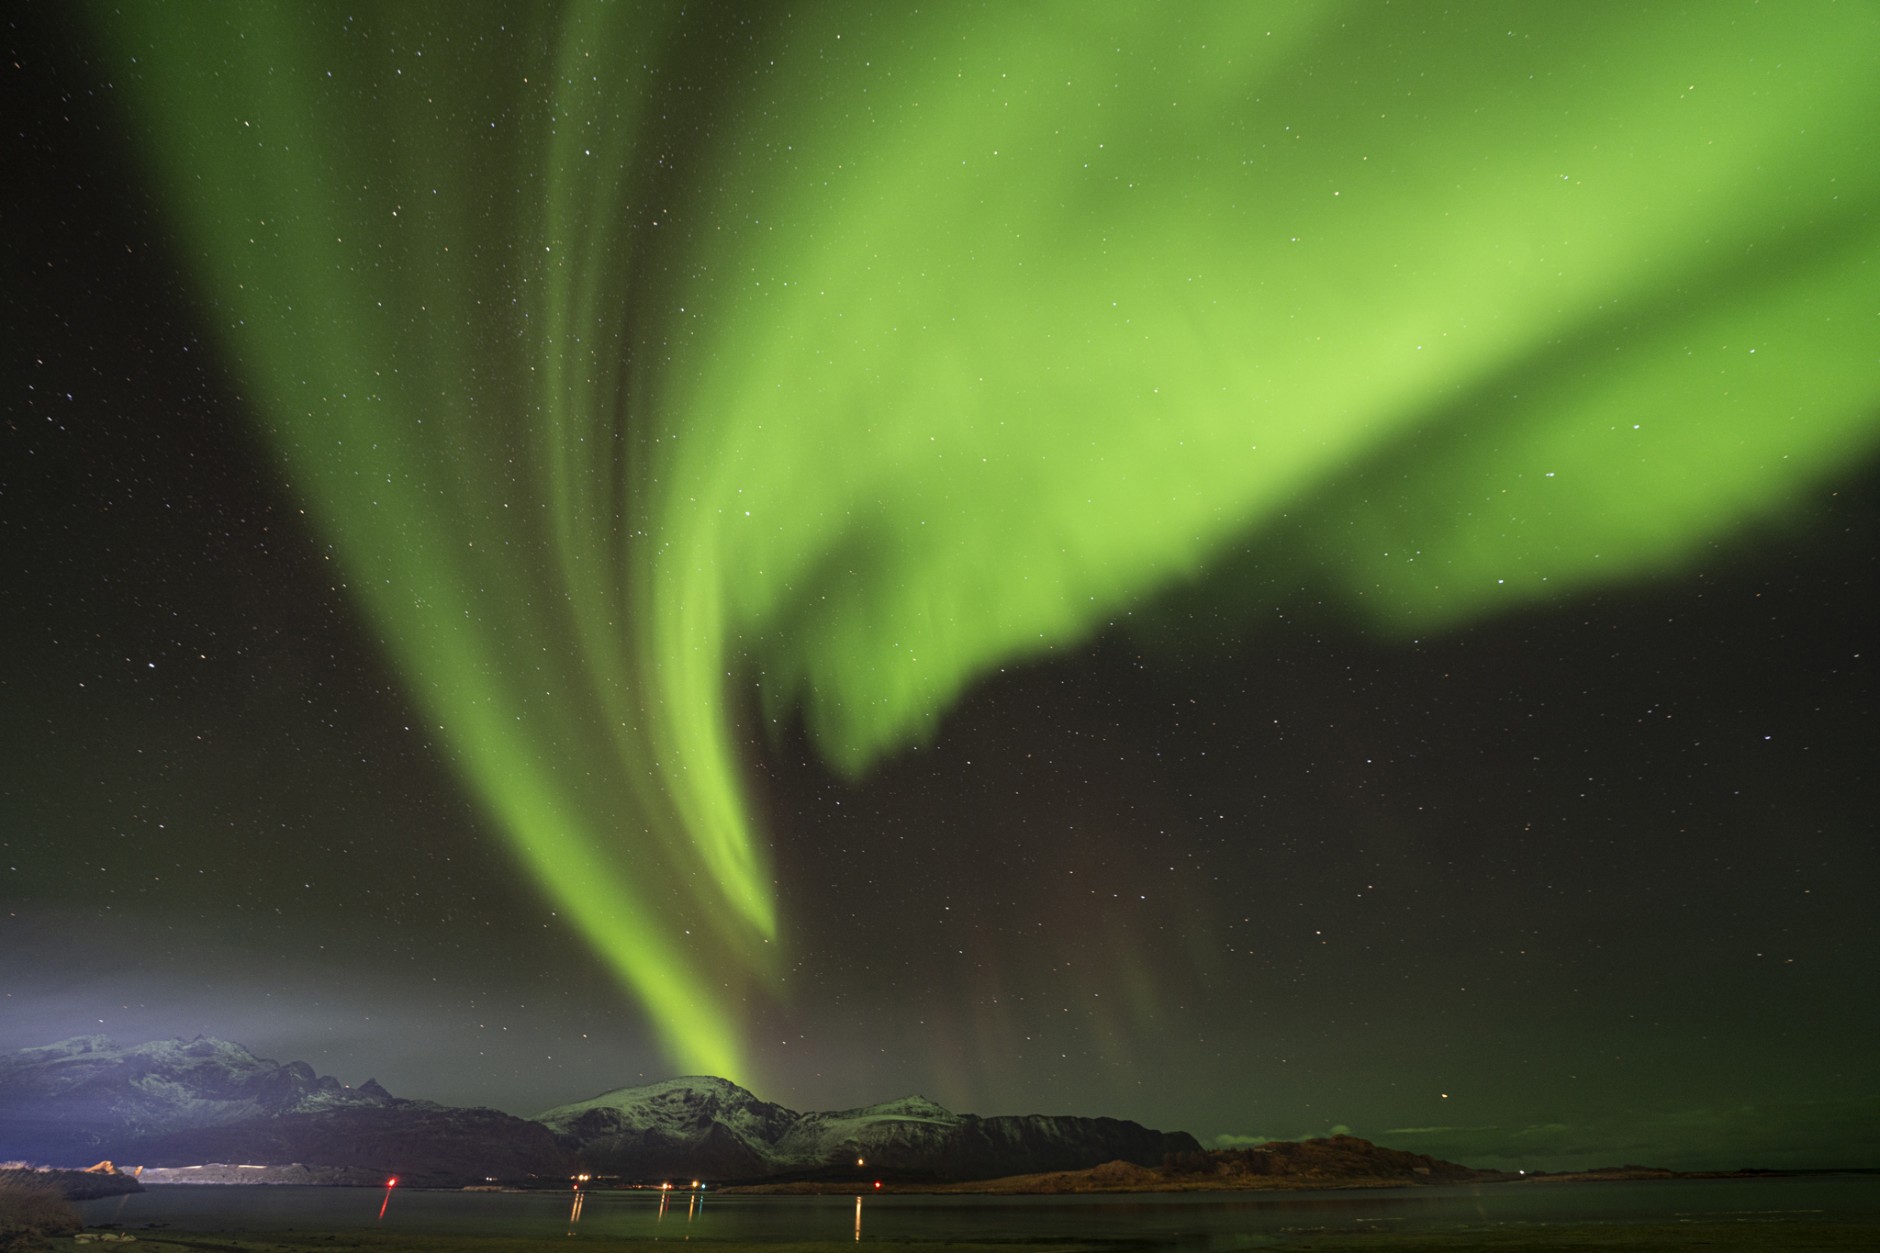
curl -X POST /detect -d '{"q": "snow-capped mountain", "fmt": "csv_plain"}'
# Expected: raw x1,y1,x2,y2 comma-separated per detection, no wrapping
538,1077,1200,1181
0,1036,568,1180
0,1035,392,1141
536,1075,803,1179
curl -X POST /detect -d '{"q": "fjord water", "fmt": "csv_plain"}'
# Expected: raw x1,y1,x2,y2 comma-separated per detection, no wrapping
80,1176,1880,1248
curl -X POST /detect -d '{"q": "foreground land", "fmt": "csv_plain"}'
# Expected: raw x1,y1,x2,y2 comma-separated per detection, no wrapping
54,1224,1880,1252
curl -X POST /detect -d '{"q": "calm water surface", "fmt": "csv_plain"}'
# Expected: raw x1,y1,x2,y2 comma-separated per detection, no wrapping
80,1176,1880,1249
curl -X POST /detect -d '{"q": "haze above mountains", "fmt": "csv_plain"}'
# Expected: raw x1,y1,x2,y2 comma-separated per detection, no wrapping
0,1036,1196,1184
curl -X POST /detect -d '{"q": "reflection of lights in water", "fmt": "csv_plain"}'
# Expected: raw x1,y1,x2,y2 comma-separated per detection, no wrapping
376,1178,397,1222
854,1194,862,1242
567,1184,585,1230
655,1179,706,1225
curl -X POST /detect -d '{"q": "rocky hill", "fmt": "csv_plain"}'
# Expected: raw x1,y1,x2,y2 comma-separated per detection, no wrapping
1172,1134,1493,1186
809,1134,1506,1194
539,1078,1198,1181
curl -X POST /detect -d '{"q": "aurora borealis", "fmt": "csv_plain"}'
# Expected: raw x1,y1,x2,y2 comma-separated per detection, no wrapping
6,1,1877,1172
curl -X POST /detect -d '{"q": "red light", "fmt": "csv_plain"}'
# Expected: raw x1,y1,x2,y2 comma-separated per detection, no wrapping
874,1181,881,1189
387,1177,398,1187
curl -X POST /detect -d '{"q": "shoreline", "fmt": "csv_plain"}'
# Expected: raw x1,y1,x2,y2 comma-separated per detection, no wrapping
69,1222,1880,1253
58,1163,1827,1196
719,1166,1804,1197
68,1176,1880,1253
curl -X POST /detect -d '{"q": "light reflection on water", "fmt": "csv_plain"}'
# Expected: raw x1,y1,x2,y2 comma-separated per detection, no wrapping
78,1177,1880,1250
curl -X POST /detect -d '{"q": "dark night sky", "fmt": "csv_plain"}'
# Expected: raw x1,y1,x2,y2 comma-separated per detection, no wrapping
5,4,1877,1173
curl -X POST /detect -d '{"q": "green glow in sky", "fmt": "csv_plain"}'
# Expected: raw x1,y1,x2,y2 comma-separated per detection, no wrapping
91,2,1879,1078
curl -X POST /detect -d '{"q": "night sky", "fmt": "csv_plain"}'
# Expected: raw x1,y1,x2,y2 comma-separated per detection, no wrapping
5,3,1877,1174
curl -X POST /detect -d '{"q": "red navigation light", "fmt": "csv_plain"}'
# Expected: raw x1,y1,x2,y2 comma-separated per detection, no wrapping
873,1181,881,1189
387,1177,398,1187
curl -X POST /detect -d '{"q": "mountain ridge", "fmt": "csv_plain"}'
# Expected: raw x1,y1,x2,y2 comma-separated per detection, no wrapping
536,1072,1197,1181
1,1036,1197,1184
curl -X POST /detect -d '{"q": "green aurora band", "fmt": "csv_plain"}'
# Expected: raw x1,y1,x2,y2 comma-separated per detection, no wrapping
90,2,1878,1081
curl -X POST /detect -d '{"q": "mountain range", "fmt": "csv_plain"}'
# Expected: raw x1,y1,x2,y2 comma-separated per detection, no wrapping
537,1076,1195,1181
0,1036,1198,1184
